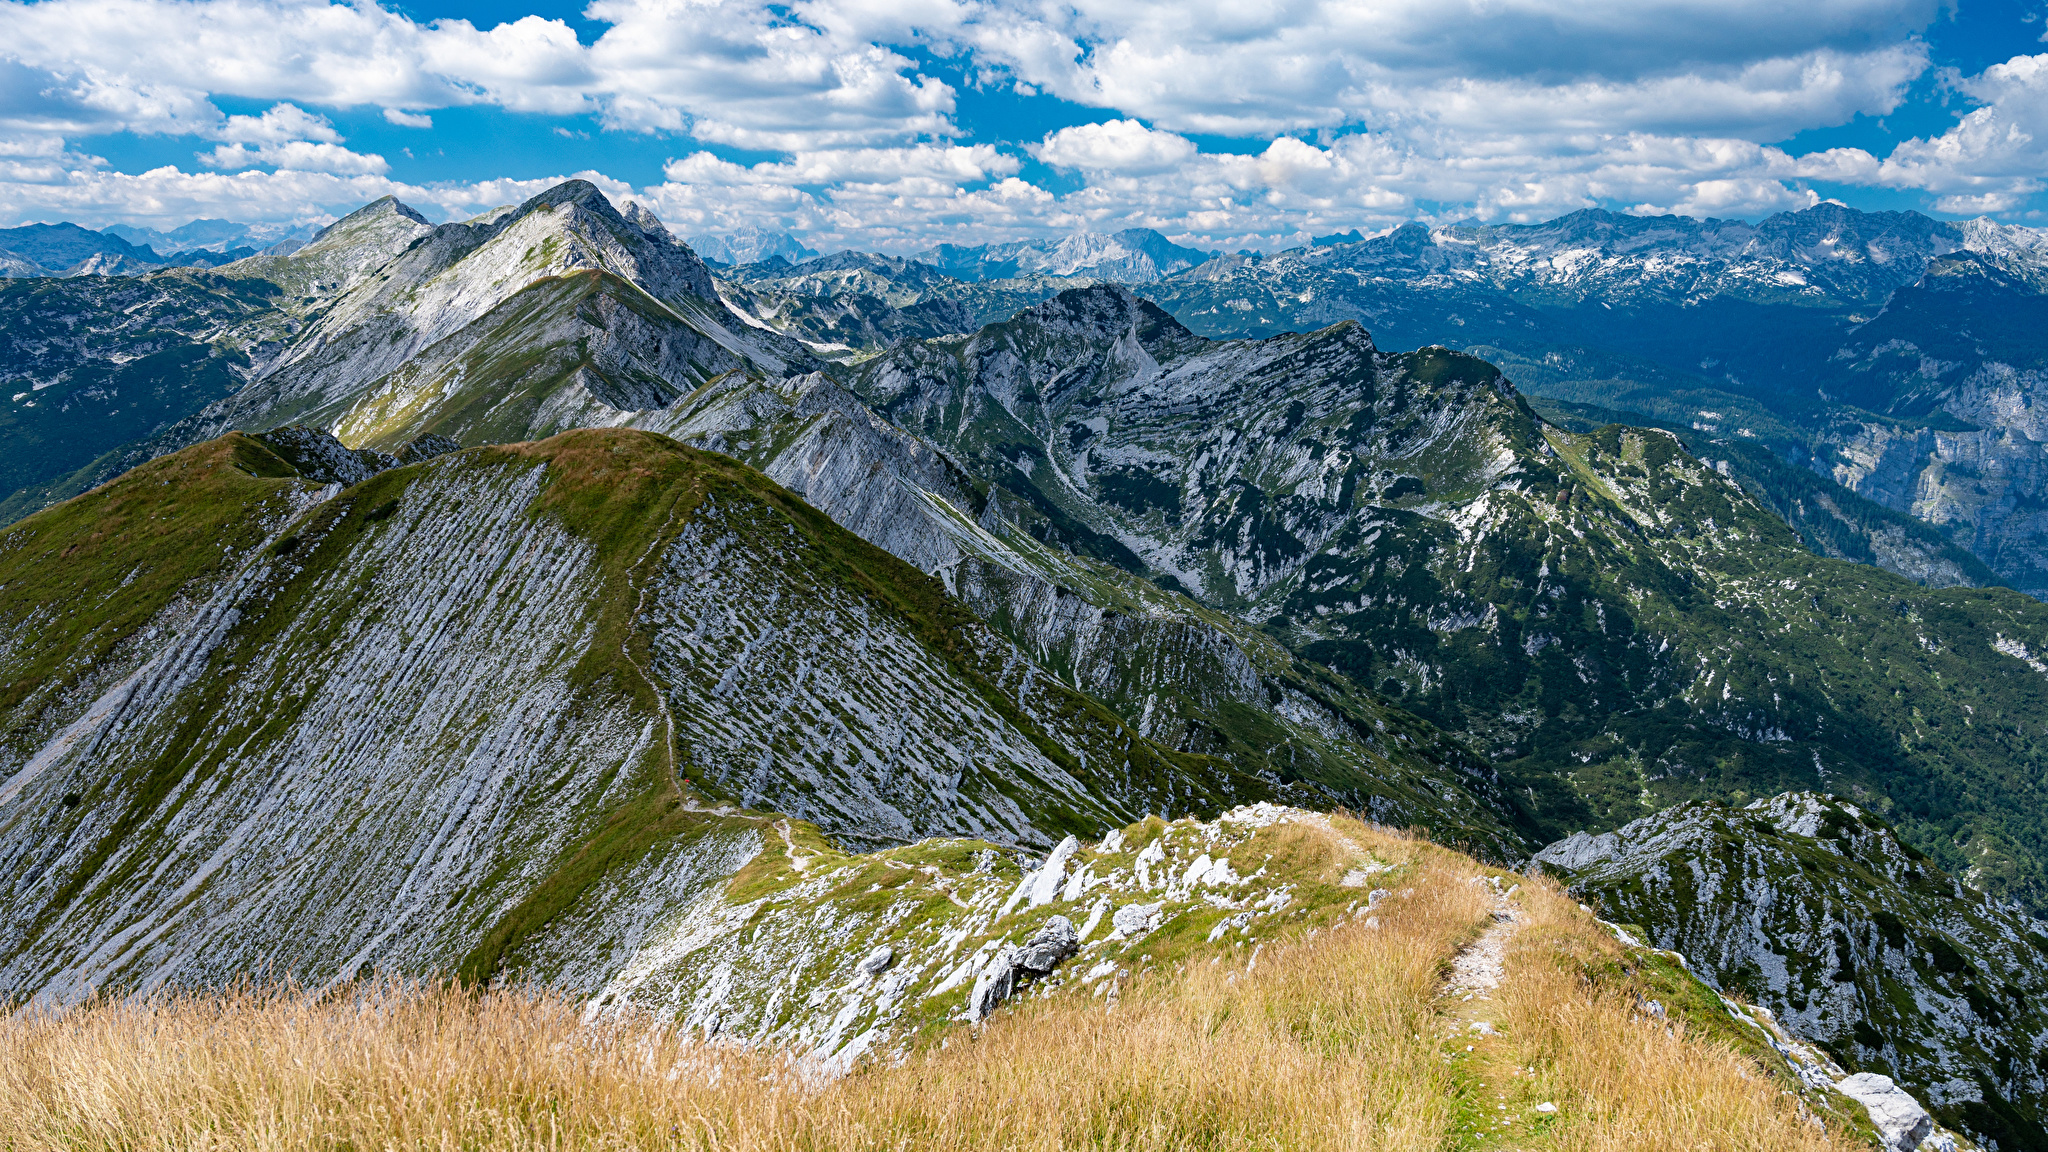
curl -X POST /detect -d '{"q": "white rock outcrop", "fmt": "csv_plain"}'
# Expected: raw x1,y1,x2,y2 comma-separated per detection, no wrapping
1834,1073,1933,1152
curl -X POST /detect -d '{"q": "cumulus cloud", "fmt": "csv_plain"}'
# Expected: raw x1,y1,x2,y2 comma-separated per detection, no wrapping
1877,53,2048,210
203,140,389,175
665,144,1016,187
1033,120,1195,174
956,0,1934,138
0,0,950,149
0,0,2035,242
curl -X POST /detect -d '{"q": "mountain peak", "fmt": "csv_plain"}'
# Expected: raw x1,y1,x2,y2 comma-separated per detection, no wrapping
913,230,1210,283
619,200,675,244
688,224,819,266
334,195,430,230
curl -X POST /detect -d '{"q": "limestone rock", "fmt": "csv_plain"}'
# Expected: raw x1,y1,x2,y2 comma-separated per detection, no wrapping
968,946,1020,1022
856,946,895,977
1017,915,1078,974
252,425,397,486
394,434,462,465
1027,835,1081,908
1834,1073,1933,1152
1111,902,1162,938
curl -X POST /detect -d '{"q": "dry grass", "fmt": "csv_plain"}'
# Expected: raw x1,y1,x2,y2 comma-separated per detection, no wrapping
1485,875,1845,1152
0,821,1842,1151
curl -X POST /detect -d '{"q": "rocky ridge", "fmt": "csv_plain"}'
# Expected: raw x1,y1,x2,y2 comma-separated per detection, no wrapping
843,284,2048,912
3,184,819,517
616,369,1525,854
0,426,1301,1003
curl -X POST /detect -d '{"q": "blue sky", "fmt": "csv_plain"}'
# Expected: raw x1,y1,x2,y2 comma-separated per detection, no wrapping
0,0,2043,250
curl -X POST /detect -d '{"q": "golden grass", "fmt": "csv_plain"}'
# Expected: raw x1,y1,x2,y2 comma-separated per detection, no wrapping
0,821,1842,1152
1483,875,1845,1152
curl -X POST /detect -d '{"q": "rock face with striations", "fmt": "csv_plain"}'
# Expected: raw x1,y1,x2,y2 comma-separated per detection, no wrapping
0,427,1276,1004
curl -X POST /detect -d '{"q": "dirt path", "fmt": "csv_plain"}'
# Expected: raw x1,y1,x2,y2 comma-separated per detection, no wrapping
1445,883,1521,1002
1440,878,1542,1149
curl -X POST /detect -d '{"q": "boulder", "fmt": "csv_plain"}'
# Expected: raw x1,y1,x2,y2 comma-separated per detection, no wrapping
969,946,1020,1022
1111,902,1162,938
1027,835,1081,908
1835,1073,1933,1152
1018,916,1078,973
856,946,894,976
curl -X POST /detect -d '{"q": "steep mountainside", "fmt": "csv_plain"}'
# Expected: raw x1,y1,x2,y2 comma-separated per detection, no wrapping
1534,396,1999,590
0,197,442,523
611,370,1526,857
1137,206,2048,597
716,250,1087,354
0,426,1297,1002
0,271,296,521
1810,250,2048,595
1539,792,2048,1151
851,285,2048,912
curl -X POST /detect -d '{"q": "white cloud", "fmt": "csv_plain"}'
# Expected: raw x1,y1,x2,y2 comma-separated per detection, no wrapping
204,140,389,175
0,0,949,150
665,143,1015,187
0,0,2036,243
1877,53,2048,208
1033,120,1195,174
955,0,1934,138
217,104,340,145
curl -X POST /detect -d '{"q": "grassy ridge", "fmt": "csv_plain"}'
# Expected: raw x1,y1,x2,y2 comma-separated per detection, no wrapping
454,429,1270,977
0,433,311,732
0,817,1855,1151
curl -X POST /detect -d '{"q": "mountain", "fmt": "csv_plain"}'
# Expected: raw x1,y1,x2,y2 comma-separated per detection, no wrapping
715,254,981,355
0,220,157,274
847,284,2048,912
1135,205,2048,599
916,228,1211,282
0,184,820,520
10,191,2048,912
712,249,1125,356
1534,395,2000,590
104,218,320,256
0,183,2043,1144
612,369,1526,856
0,425,1291,996
0,221,281,277
1538,791,2048,1150
0,270,287,515
689,224,820,266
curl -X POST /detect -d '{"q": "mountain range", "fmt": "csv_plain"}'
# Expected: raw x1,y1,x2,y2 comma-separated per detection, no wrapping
0,219,317,278
702,207,2048,605
4,183,2048,1147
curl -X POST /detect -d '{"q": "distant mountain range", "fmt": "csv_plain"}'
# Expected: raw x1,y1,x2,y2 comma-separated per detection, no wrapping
0,219,318,277
912,228,1211,282
688,224,820,266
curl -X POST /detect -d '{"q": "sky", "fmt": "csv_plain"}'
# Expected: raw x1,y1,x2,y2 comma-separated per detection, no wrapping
0,0,2044,252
